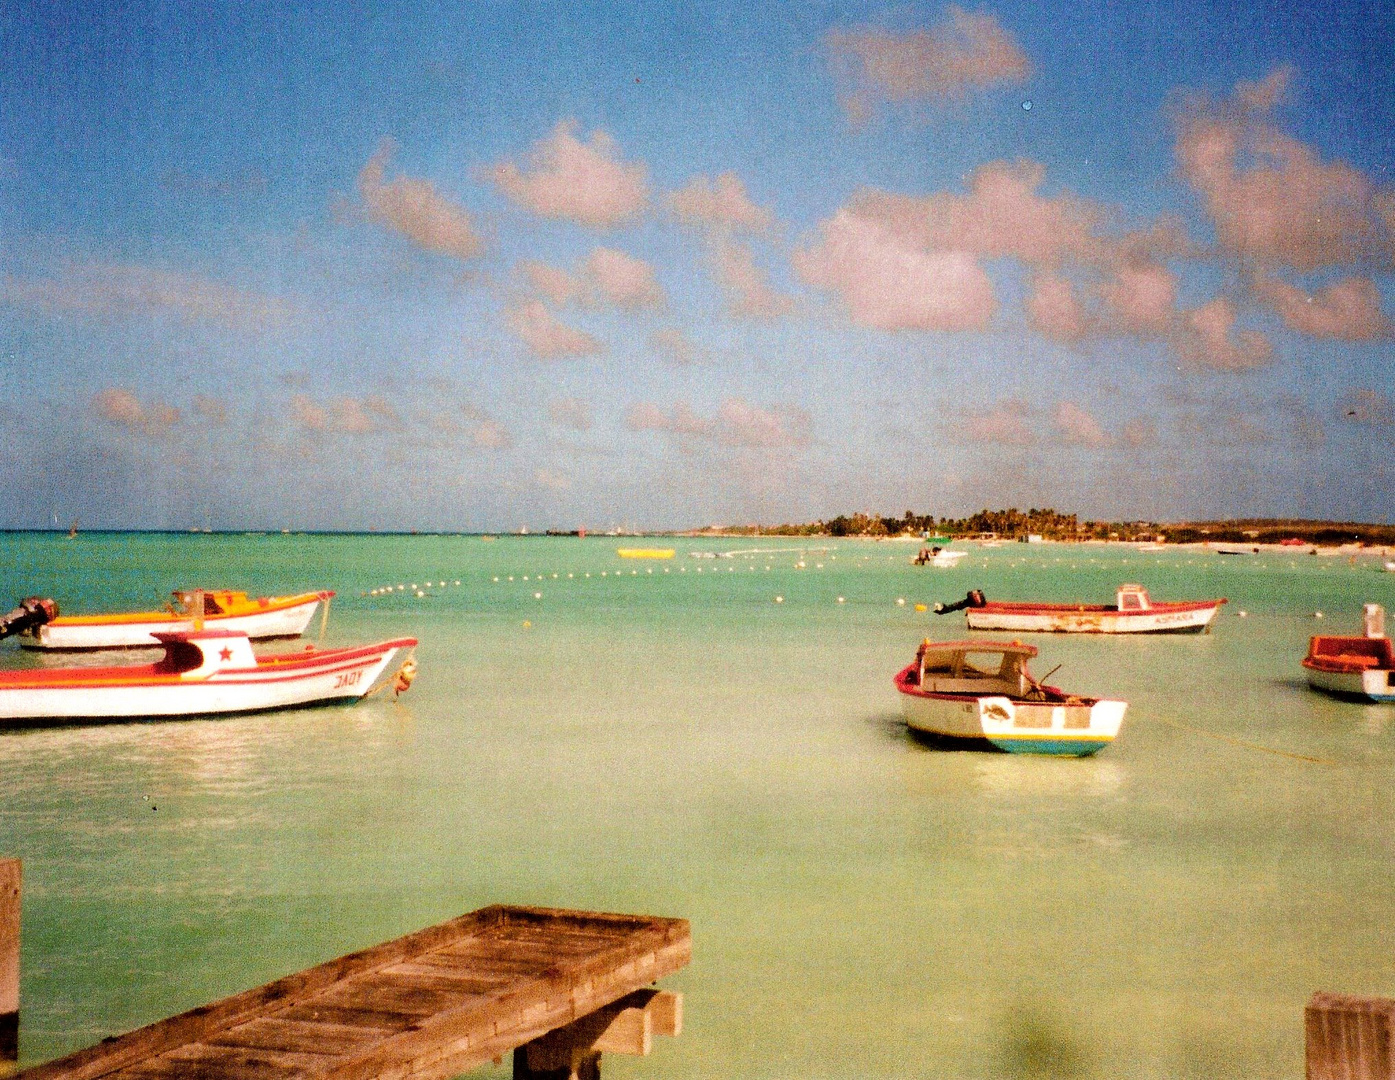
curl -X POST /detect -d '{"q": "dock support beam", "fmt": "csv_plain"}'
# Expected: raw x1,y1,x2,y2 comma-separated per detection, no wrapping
0,858,17,1063
1306,991,1395,1080
514,989,682,1080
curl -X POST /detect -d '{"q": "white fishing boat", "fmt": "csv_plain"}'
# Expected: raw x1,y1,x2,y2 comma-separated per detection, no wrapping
939,584,1225,634
1302,605,1394,703
13,589,331,650
894,639,1126,756
0,629,417,725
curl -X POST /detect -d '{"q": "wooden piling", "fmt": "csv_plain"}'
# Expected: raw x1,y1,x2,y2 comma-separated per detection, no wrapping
0,858,17,1062
1306,991,1395,1080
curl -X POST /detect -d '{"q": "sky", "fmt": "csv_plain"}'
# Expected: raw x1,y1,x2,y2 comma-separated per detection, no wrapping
0,0,1392,531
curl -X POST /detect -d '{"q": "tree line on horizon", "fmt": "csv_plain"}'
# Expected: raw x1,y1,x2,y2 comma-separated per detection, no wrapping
710,510,1395,545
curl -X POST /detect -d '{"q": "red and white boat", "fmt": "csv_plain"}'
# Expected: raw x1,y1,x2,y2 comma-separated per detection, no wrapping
937,585,1225,634
0,629,416,725
1302,605,1394,703
894,639,1126,755
17,589,332,650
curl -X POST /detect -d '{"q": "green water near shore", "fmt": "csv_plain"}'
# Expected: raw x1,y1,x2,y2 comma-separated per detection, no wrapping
2,534,1393,1078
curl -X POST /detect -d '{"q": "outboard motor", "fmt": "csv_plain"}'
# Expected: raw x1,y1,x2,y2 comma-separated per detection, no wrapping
933,589,986,615
0,596,58,640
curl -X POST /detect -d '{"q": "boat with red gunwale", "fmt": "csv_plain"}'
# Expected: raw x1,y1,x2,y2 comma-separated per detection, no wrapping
894,638,1126,755
0,628,416,725
938,584,1225,634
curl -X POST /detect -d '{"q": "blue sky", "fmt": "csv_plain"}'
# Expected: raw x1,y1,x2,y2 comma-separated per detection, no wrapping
1,0,1392,530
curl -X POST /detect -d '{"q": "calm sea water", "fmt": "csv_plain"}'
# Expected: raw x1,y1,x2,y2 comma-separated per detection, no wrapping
1,533,1393,1079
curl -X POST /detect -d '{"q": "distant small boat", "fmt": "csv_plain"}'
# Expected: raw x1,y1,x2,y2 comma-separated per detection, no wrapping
1383,560,1395,573
938,585,1225,634
0,629,417,725
894,639,1125,755
912,546,965,567
1214,543,1260,555
617,548,675,559
15,589,331,650
1302,605,1393,703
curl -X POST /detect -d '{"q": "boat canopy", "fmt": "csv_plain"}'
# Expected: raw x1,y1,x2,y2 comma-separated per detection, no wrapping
914,639,1037,695
1115,585,1151,611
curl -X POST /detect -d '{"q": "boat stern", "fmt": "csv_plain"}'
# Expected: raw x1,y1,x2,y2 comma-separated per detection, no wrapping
977,696,1126,756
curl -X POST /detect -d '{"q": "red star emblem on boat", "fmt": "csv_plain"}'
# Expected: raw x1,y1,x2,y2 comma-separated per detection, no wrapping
219,647,233,661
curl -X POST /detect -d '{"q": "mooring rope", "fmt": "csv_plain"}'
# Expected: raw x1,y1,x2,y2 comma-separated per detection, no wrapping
1147,713,1335,765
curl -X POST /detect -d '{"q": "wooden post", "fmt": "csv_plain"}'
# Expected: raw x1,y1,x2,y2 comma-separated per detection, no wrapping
1306,991,1395,1080
0,858,18,1062
514,989,682,1080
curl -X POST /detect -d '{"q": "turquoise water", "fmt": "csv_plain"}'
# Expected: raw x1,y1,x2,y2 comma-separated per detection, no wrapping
2,534,1393,1079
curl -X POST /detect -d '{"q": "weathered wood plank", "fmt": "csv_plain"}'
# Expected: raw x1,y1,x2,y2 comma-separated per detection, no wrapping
1,858,18,1062
18,908,689,1080
1307,992,1395,1080
18,907,506,1080
206,1018,393,1057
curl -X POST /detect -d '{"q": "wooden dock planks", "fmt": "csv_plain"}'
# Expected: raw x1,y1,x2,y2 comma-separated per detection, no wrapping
18,905,690,1080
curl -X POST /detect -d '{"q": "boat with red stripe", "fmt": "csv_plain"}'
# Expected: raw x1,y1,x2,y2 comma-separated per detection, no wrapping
895,638,1126,756
0,629,417,725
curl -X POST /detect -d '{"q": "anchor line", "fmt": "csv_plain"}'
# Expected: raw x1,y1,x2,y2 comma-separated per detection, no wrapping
1146,714,1335,765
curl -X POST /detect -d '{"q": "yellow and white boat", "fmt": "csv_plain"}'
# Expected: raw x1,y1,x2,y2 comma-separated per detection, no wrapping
16,589,332,651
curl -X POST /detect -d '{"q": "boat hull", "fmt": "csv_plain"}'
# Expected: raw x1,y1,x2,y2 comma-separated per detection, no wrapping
896,670,1125,756
1303,665,1395,703
966,602,1222,634
0,640,414,723
23,594,326,650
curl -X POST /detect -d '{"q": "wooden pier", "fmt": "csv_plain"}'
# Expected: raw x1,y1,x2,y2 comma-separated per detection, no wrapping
16,903,688,1080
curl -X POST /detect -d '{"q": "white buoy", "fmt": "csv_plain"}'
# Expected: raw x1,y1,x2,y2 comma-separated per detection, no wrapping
837,597,845,603
493,577,499,583
534,592,542,599
1315,611,1324,619
774,596,784,603
1239,610,1248,617
897,598,906,606
415,590,425,598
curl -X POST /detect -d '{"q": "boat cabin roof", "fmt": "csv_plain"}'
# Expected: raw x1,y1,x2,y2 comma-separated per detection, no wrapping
918,639,1037,661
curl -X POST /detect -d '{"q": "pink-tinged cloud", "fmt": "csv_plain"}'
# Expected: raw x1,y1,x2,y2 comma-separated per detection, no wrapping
626,398,811,449
1101,262,1178,334
520,260,582,306
650,328,698,366
961,398,1036,445
793,208,996,331
549,397,593,431
94,388,181,439
711,240,795,320
582,247,664,308
849,161,1107,267
191,395,229,425
1120,417,1157,447
1178,298,1273,371
828,8,1030,123
669,173,775,234
1053,401,1110,447
4,262,294,329
1027,273,1090,341
472,419,513,450
488,120,649,228
519,248,663,309
289,394,398,435
1253,274,1390,340
1175,70,1392,270
506,299,603,359
358,143,485,260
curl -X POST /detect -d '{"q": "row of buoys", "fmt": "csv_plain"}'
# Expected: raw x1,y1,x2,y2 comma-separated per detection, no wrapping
367,580,462,598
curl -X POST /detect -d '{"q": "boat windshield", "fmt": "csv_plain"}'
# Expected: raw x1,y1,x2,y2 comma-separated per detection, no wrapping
921,649,1024,680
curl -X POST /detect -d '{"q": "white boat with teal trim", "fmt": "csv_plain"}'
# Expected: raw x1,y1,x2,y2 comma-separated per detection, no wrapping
894,639,1126,756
